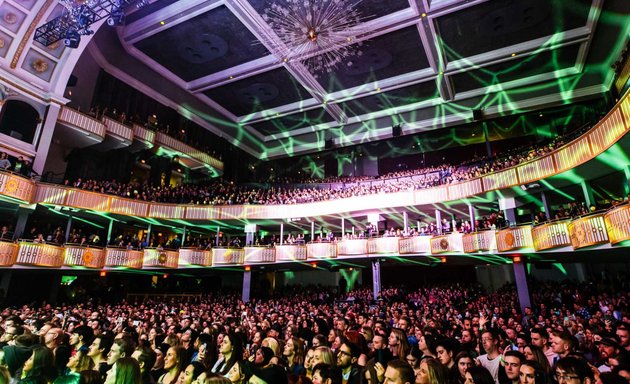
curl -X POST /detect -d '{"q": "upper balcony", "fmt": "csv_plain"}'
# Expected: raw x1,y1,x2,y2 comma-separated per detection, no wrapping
55,107,223,175
3,90,629,221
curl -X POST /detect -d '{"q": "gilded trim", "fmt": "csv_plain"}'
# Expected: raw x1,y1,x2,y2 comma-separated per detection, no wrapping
10,0,55,69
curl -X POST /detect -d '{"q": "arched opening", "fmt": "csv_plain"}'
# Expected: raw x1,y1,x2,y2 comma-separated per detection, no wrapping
0,100,40,144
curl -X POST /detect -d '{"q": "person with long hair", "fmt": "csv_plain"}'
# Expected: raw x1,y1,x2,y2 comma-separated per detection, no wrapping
416,357,450,384
465,366,495,384
158,347,186,384
519,361,549,384
177,362,205,384
54,347,95,384
405,347,422,377
284,337,306,376
452,351,475,384
19,345,56,384
312,347,335,367
78,370,102,384
211,333,243,376
522,346,551,376
304,348,316,379
224,360,245,384
388,329,410,360
115,358,142,384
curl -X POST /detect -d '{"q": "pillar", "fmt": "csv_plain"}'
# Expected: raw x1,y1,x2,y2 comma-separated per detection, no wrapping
371,260,381,301
513,261,531,314
499,197,517,226
245,229,255,246
242,270,251,303
403,212,409,235
483,122,492,157
435,209,442,235
311,221,315,242
541,191,551,220
341,218,345,238
32,104,61,176
215,226,220,246
146,224,152,246
106,219,114,245
581,181,595,209
64,215,72,243
468,205,476,231
279,223,284,245
12,206,34,240
181,225,186,247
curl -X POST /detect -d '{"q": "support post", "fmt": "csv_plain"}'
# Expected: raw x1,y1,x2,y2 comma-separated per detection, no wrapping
32,104,61,176
541,191,551,220
341,218,345,238
499,197,517,227
280,223,284,245
215,226,220,246
64,215,72,243
181,225,187,247
106,219,114,246
468,205,476,231
403,212,409,235
623,165,630,196
435,209,442,235
483,122,492,157
146,224,152,246
12,206,34,240
311,221,315,242
371,260,381,301
242,270,251,303
513,261,531,315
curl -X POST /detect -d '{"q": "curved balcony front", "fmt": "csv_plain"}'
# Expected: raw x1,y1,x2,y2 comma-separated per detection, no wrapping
56,107,106,148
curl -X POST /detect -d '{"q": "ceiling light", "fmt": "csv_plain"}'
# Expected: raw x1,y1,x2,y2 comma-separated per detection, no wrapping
262,0,368,74
421,12,427,18
511,53,516,57
160,21,165,25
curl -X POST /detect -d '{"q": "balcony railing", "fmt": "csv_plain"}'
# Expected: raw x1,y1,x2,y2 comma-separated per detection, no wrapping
0,206,628,269
58,107,106,139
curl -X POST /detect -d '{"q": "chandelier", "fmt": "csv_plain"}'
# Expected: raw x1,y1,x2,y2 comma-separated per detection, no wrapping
262,0,367,74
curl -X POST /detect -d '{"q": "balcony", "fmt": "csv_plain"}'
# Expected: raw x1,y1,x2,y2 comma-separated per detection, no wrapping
154,132,223,176
93,117,134,151
56,107,106,147
0,206,626,270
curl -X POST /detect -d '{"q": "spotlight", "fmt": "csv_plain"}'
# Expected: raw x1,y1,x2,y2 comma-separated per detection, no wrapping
64,30,81,48
107,8,125,26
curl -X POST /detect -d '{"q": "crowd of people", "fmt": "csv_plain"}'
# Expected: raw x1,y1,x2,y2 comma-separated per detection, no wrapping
0,277,627,384
57,126,583,208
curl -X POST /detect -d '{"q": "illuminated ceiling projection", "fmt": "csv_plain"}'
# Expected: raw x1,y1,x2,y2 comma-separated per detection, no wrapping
107,0,628,159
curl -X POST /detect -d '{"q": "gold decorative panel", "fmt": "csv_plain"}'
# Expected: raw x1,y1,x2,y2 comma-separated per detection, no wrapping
568,214,609,249
496,226,533,252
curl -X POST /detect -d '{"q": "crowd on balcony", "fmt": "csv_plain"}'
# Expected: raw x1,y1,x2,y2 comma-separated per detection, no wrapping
0,151,35,177
0,275,627,384
56,124,585,208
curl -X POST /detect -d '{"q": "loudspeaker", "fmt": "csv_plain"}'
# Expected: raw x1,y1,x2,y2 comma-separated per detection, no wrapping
325,139,333,149
472,109,483,121
392,124,402,137
67,75,78,87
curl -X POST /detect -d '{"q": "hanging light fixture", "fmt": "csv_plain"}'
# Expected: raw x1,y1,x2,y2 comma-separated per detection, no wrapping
262,0,368,74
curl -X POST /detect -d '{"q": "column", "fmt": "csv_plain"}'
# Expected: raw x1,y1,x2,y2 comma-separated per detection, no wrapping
371,260,381,301
146,224,152,246
581,181,595,209
12,206,34,240
435,209,442,235
181,225,187,247
245,227,255,246
106,219,114,245
215,226,220,246
513,260,531,314
483,122,492,157
499,197,517,226
402,212,409,235
64,215,72,243
279,223,284,245
242,270,252,303
468,205,476,231
32,104,61,176
311,221,315,242
341,218,345,238
540,191,551,220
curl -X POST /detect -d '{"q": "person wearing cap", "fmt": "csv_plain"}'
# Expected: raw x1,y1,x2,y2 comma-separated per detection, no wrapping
69,325,94,356
596,337,623,373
